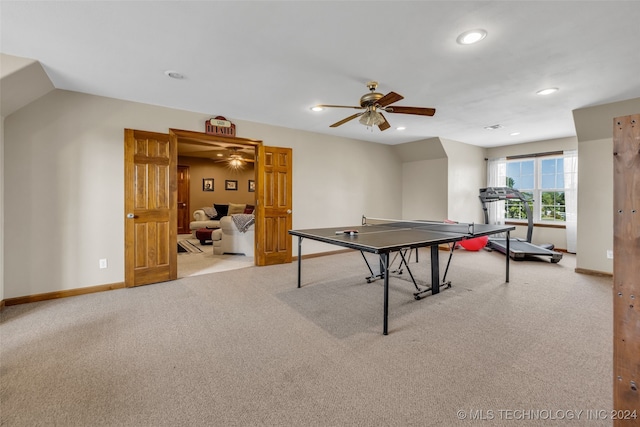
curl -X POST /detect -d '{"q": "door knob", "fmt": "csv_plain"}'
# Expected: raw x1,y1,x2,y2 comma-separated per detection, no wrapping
287,209,292,214
127,213,135,219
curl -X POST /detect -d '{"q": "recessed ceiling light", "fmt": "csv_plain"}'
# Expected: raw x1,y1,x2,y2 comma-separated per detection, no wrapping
164,70,185,79
510,132,521,136
536,87,559,95
456,29,487,45
310,106,324,112
396,126,406,131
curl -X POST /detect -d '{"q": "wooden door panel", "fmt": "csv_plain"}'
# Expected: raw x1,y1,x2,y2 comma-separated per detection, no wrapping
133,167,170,207
264,215,290,254
133,221,170,266
257,146,292,266
125,129,177,287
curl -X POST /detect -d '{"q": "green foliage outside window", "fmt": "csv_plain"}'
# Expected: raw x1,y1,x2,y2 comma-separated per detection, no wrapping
540,191,565,220
505,190,533,220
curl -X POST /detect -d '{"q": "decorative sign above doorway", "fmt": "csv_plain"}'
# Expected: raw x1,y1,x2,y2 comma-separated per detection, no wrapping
205,116,236,137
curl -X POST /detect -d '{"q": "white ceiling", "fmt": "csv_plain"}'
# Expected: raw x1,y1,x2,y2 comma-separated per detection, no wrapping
2,1,640,147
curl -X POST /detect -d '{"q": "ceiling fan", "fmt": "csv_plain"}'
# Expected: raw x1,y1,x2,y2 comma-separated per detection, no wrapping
316,81,436,131
214,146,255,169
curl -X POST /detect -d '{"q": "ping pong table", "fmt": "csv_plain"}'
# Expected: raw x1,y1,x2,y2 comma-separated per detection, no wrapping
289,217,515,335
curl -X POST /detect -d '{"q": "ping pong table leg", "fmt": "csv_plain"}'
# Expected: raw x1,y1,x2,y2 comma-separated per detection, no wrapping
505,230,510,283
382,253,389,335
297,236,303,288
431,245,440,295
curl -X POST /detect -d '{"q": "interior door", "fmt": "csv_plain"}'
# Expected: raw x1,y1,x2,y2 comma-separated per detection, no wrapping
124,129,177,287
177,165,190,234
256,145,292,266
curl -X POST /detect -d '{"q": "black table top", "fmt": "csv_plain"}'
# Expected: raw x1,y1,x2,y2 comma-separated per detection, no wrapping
289,221,514,254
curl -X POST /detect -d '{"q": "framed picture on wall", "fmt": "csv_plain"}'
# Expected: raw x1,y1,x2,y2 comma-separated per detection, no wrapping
248,180,255,192
203,178,214,192
225,180,238,191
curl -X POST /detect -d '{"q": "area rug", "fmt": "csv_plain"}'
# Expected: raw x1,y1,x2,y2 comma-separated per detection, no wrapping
178,240,203,254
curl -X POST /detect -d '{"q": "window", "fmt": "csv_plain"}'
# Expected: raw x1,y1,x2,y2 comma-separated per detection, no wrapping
504,155,567,223
505,161,534,220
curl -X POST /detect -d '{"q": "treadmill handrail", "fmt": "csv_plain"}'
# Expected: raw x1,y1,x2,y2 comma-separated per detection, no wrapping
479,187,533,242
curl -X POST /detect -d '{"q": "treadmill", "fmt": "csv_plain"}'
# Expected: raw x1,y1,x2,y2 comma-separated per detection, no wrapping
479,187,562,263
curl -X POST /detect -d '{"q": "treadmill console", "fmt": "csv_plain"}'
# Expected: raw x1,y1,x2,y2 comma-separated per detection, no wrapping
479,187,527,202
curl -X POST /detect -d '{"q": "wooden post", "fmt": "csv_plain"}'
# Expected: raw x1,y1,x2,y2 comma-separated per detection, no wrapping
612,114,640,425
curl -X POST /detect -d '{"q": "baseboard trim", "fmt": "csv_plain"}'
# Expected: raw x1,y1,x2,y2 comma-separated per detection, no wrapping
0,300,5,311
3,282,126,306
575,268,613,278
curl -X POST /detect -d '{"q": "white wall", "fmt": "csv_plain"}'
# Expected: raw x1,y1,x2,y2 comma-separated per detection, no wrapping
3,89,402,299
398,138,487,225
576,138,613,273
441,138,486,224
573,97,640,274
396,137,449,221
401,158,448,220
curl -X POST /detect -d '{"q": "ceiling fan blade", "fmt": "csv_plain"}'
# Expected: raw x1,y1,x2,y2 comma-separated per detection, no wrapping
378,113,391,131
330,112,364,128
387,106,436,116
317,104,365,109
376,91,404,107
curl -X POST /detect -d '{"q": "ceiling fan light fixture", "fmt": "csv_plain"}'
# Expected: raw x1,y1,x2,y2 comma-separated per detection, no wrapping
456,29,487,45
359,110,385,127
310,106,324,112
227,154,245,170
321,81,436,130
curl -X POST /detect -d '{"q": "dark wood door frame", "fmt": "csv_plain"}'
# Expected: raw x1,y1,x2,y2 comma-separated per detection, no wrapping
177,165,191,234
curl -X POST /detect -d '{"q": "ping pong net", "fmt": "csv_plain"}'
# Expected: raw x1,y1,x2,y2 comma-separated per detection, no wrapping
361,216,479,236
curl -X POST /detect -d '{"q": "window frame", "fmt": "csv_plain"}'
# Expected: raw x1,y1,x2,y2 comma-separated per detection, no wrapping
505,153,567,225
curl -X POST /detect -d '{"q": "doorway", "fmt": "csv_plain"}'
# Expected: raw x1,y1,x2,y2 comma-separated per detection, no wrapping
176,149,256,277
171,129,261,276
170,128,293,266
124,128,292,287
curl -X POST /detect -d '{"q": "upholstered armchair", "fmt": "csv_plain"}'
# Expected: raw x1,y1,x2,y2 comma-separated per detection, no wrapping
219,215,255,257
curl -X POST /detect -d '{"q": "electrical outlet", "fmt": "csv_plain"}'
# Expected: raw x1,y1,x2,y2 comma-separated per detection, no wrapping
606,250,614,259
99,259,108,269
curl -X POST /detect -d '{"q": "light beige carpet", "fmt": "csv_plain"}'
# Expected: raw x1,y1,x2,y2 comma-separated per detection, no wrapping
1,249,613,426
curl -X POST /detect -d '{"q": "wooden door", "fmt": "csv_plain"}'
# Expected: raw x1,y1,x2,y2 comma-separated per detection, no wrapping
256,146,292,266
124,129,177,287
177,165,190,234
